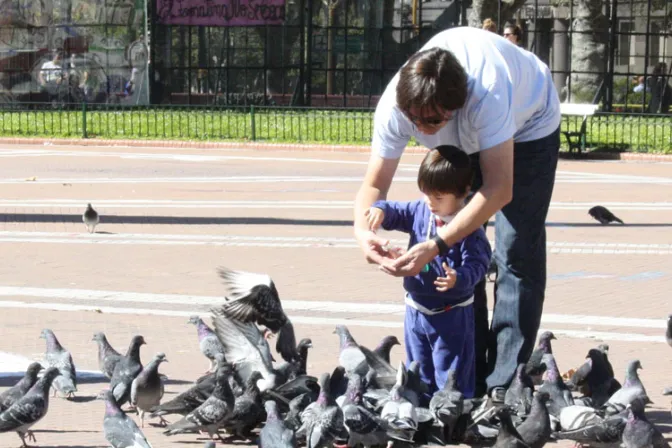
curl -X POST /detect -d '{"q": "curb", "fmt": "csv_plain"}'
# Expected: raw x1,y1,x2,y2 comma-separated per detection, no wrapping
0,137,670,161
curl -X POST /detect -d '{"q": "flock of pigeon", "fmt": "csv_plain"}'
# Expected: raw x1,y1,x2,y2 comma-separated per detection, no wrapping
0,266,670,448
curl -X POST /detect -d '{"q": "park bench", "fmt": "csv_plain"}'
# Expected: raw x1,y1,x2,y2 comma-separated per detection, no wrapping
560,102,600,154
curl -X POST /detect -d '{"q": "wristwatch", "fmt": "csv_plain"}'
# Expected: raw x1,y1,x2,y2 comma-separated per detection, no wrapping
431,234,450,256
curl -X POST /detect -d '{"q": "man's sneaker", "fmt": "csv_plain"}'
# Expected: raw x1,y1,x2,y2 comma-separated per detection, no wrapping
490,386,506,404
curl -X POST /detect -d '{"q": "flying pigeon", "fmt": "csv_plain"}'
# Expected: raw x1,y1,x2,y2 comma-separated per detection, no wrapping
131,352,168,427
213,267,299,364
83,203,100,233
188,315,226,374
0,367,60,447
92,332,123,380
0,362,43,413
100,389,152,448
110,335,146,407
589,205,624,225
40,329,77,398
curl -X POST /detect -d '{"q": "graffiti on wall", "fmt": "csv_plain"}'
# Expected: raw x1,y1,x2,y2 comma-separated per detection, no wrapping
0,0,149,105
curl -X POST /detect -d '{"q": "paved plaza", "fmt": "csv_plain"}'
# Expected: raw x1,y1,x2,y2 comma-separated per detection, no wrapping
0,143,670,447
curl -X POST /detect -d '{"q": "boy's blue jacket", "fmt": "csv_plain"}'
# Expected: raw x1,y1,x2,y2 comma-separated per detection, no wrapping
373,199,492,310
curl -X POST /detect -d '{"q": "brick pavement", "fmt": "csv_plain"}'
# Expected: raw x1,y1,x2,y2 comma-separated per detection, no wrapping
0,143,670,447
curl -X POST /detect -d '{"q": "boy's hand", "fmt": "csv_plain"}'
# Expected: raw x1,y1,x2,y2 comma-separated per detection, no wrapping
364,207,385,232
434,262,457,292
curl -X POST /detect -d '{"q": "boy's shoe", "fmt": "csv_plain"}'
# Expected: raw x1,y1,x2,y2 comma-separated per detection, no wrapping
489,386,506,404
467,387,507,430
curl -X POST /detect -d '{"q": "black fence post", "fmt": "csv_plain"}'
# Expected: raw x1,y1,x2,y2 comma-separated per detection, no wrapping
605,0,618,112
82,101,88,139
305,0,314,106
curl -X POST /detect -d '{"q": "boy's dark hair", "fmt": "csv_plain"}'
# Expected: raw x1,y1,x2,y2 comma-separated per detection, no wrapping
417,145,473,197
396,47,468,116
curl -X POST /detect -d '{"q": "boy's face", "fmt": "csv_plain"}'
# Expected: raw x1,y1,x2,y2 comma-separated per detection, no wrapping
423,191,466,218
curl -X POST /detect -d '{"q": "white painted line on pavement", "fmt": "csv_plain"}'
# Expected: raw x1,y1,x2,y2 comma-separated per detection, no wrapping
0,300,664,344
0,286,665,330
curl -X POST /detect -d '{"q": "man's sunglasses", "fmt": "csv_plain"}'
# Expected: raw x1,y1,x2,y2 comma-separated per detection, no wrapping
405,110,453,127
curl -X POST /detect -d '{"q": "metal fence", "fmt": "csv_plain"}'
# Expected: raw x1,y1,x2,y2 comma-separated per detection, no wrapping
0,103,669,152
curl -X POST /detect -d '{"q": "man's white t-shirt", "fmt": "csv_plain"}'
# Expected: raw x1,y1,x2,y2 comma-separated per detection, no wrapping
372,27,561,158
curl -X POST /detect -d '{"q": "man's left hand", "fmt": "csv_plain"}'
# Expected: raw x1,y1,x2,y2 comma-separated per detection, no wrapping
379,240,438,277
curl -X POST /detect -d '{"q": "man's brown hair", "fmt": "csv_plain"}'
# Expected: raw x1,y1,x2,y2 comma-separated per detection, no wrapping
417,145,473,197
396,47,468,116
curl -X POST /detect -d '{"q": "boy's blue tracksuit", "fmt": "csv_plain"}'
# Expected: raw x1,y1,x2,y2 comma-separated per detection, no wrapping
372,199,492,402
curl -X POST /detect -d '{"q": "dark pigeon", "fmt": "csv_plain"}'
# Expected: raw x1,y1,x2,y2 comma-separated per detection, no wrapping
100,389,152,448
621,397,670,448
296,372,347,448
429,368,464,444
0,363,43,413
516,391,552,448
493,406,531,448
110,335,146,407
340,374,390,447
505,363,535,419
486,256,498,282
666,314,672,348
188,315,226,374
259,400,296,447
83,202,100,233
525,331,556,384
0,367,60,447
220,371,265,441
92,332,123,380
589,205,624,225
40,328,77,398
373,335,400,364
131,352,168,427
568,348,615,408
538,353,574,418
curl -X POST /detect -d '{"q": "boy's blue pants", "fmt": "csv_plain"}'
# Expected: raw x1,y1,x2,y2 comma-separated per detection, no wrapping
404,303,475,405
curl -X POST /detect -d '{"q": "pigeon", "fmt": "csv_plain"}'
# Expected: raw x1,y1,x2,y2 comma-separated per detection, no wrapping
525,331,555,384
211,310,278,391
340,374,390,448
334,325,369,377
602,359,651,417
504,363,535,419
486,256,498,282
110,335,146,407
552,408,626,447
258,400,296,447
373,335,400,364
219,370,265,441
516,391,551,448
40,328,77,398
0,366,60,448
567,348,615,408
429,368,464,444
100,389,153,448
93,332,123,380
538,353,574,418
131,353,168,427
188,315,226,374
0,362,43,413
589,205,624,225
213,267,298,363
83,202,100,233
380,362,419,443
493,406,530,448
666,314,672,348
163,362,236,440
621,397,670,448
296,372,347,448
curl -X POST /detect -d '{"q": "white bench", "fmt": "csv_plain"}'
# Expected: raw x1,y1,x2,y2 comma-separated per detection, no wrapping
560,103,600,154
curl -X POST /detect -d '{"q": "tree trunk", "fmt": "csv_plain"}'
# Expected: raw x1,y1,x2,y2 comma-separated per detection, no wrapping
569,0,609,102
468,0,528,29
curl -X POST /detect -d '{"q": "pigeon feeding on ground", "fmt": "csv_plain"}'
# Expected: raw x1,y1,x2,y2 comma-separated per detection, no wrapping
589,205,624,224
0,367,60,447
110,335,146,407
258,400,297,447
100,389,152,448
40,329,77,398
621,397,670,448
429,368,464,444
93,332,123,380
188,315,226,374
83,203,100,233
214,267,298,364
0,362,43,413
131,352,168,427
516,391,552,448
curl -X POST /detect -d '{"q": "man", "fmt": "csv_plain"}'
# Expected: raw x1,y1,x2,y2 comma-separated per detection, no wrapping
503,23,523,46
353,26,561,402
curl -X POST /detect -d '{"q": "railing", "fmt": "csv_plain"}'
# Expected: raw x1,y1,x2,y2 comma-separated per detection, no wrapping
0,103,670,153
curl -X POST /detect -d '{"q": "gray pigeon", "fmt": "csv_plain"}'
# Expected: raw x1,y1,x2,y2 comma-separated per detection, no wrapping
334,325,369,377
188,315,226,374
40,328,77,398
493,406,530,448
589,205,624,225
516,391,551,448
666,314,672,348
552,408,626,447
110,335,146,407
429,368,464,444
100,389,152,448
0,367,60,447
341,374,390,447
219,371,265,441
621,398,670,448
214,267,298,363
297,372,347,448
602,360,651,417
372,335,400,364
259,400,296,447
0,362,43,413
93,332,123,380
525,331,555,384
131,352,168,427
83,202,100,233
505,363,535,419
538,353,574,418
163,362,236,440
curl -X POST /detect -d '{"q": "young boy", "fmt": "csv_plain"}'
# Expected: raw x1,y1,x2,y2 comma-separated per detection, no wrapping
365,145,492,401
